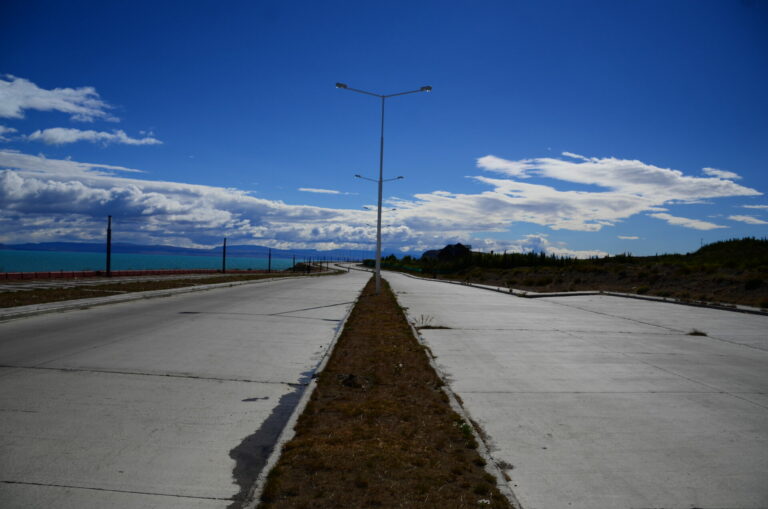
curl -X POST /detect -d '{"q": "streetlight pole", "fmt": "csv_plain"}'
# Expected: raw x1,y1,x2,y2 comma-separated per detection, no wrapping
336,82,431,294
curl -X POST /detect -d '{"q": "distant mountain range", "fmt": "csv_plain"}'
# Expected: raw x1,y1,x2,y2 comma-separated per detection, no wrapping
0,242,380,259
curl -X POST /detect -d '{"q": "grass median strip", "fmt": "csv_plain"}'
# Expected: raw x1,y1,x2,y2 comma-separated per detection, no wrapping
257,277,513,508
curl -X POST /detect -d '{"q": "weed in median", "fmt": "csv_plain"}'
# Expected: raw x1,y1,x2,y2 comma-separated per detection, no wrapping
414,313,435,328
413,314,452,330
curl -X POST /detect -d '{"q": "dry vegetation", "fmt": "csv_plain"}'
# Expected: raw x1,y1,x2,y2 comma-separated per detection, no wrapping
386,239,768,309
257,278,512,509
0,271,328,308
453,262,768,308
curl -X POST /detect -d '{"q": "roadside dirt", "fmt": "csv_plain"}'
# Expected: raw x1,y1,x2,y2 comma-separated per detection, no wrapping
442,264,768,309
0,271,330,308
257,277,513,508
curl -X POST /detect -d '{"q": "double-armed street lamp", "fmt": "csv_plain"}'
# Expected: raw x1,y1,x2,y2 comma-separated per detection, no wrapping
336,82,432,294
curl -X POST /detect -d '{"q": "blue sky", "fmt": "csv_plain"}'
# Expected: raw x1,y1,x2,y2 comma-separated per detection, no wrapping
1,0,767,257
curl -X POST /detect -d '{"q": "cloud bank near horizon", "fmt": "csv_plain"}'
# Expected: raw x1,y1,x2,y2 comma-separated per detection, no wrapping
0,149,763,257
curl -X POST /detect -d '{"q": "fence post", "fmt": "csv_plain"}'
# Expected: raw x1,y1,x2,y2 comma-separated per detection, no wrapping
222,237,227,273
105,215,112,277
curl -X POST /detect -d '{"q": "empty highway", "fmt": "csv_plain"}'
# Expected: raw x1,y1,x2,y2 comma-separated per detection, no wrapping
0,271,369,508
387,272,768,509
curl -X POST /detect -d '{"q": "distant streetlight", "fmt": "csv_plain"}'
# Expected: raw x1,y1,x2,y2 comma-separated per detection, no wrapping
363,208,396,227
337,82,431,293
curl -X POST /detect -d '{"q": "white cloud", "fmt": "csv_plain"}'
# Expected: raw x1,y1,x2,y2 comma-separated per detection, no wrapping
470,234,608,259
27,128,162,146
649,213,727,230
561,152,590,161
477,153,757,202
742,204,768,209
0,149,144,177
298,187,341,194
0,75,117,122
0,125,18,141
728,215,768,225
298,187,356,196
475,155,532,177
618,235,640,240
465,153,759,232
702,167,741,180
391,162,754,236
0,150,366,248
0,149,763,255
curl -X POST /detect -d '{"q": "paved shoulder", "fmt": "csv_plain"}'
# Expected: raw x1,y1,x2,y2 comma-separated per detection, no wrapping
385,272,768,509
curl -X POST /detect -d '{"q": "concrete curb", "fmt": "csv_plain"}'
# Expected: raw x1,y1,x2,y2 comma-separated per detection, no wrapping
245,267,524,508
386,270,768,316
0,273,330,322
395,287,523,509
244,279,366,508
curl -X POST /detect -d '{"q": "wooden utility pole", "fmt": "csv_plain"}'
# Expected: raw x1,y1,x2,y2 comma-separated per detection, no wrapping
222,237,227,273
106,215,112,277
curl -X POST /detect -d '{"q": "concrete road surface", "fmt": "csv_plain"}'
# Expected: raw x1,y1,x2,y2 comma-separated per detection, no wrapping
386,272,768,509
0,271,369,508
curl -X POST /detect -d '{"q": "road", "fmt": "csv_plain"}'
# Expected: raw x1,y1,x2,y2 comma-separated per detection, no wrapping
0,270,369,508
386,272,768,509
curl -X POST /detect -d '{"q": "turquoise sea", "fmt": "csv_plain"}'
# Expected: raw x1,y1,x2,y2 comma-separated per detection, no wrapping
0,249,295,273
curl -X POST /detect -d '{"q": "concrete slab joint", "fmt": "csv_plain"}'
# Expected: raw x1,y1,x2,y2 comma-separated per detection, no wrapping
0,270,370,509
383,271,768,509
398,292,523,509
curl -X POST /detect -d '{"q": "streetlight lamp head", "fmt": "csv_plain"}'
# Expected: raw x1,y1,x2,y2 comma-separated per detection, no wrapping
354,174,362,178
336,82,428,295
396,176,404,180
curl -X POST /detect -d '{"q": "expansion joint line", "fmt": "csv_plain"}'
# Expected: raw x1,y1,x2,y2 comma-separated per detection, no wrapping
267,301,356,316
0,364,305,386
549,299,768,353
0,480,232,501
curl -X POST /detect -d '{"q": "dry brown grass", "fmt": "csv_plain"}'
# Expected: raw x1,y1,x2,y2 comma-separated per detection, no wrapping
0,272,325,308
442,264,768,308
257,277,513,509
